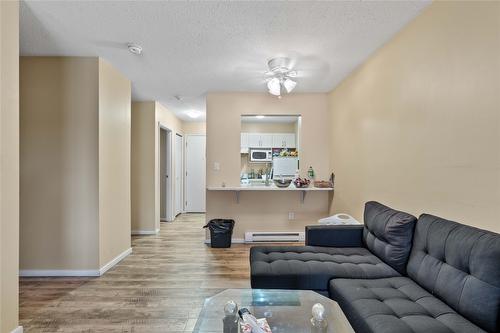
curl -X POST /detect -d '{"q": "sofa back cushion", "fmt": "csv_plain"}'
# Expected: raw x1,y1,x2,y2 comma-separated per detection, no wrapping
407,214,500,332
363,201,417,274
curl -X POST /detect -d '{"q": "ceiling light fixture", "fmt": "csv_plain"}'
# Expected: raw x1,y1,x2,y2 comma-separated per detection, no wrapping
256,115,265,119
265,57,297,98
283,78,297,93
127,43,143,55
186,110,201,119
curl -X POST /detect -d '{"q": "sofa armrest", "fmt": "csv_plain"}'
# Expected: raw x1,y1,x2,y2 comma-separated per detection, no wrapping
305,225,364,247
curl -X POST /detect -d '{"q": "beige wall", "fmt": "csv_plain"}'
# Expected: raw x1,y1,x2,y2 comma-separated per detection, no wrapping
328,1,500,233
206,93,331,239
20,57,132,273
182,121,206,135
98,59,131,266
0,1,20,332
131,102,157,232
20,57,100,270
241,122,295,133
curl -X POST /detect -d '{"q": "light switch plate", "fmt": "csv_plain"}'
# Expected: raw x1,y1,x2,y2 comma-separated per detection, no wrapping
214,162,220,171
288,212,295,220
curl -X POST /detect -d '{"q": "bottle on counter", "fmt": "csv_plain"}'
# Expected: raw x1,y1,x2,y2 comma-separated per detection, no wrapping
307,166,315,180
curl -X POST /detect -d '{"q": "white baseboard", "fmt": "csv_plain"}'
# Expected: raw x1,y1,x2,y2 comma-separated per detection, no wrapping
10,326,23,333
99,247,132,275
20,248,132,277
132,229,159,235
20,269,100,277
204,238,245,245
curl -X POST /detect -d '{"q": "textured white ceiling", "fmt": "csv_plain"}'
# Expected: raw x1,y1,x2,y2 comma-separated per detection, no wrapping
20,1,430,121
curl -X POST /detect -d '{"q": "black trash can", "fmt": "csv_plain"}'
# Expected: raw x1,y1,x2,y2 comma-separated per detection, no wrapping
203,219,235,248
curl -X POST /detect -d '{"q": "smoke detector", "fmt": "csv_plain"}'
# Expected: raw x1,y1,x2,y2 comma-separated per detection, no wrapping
127,43,143,55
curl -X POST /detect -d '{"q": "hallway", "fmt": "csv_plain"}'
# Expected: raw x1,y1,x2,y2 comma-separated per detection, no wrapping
19,214,252,332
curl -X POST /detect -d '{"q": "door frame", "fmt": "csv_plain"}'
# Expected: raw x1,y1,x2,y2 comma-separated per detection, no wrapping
175,133,184,216
159,123,174,222
184,134,206,213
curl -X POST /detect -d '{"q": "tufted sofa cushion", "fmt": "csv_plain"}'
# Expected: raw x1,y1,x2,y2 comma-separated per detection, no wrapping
363,201,417,274
329,277,486,333
250,246,399,291
407,214,500,332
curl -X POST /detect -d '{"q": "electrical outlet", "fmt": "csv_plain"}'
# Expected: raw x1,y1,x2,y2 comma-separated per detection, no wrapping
288,212,295,220
214,162,220,171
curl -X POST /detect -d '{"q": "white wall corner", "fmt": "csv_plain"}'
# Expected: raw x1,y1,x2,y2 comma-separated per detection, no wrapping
99,247,132,276
10,326,23,333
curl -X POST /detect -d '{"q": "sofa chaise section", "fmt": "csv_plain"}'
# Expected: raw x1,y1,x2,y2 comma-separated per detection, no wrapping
250,245,399,292
250,201,417,293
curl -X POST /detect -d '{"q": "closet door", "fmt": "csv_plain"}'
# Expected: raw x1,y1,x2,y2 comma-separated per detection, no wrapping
185,135,206,212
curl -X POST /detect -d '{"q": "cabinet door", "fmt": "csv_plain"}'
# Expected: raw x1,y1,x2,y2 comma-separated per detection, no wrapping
241,133,249,149
284,133,296,148
248,133,261,147
260,134,273,148
273,134,285,148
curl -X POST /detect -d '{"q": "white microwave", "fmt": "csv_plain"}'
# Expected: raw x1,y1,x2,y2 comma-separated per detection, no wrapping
250,149,272,162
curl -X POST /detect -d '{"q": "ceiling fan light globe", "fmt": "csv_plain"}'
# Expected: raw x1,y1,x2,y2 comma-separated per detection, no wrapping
268,86,281,96
267,77,280,91
284,78,297,93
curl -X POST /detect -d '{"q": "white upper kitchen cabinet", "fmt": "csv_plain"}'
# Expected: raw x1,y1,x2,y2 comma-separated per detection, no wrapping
260,134,273,147
273,134,285,148
241,133,249,151
283,133,296,148
244,132,296,148
272,133,296,148
240,133,249,153
247,133,261,147
247,133,273,148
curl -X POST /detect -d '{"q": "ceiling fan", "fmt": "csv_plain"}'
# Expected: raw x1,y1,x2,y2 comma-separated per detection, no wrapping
265,57,298,98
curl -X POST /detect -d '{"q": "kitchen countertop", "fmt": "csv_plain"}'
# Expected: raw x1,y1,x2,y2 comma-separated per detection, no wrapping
207,184,333,191
207,184,332,203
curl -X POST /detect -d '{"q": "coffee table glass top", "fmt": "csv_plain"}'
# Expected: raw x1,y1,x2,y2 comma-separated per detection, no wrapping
192,289,354,333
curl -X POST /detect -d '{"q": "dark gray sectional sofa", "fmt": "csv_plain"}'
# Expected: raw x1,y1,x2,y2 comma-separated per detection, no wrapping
250,201,500,333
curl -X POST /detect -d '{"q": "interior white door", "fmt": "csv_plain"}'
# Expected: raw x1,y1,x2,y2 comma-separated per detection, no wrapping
175,134,183,216
185,135,206,212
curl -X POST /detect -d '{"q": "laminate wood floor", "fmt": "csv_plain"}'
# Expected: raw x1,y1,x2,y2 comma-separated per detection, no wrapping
19,214,280,333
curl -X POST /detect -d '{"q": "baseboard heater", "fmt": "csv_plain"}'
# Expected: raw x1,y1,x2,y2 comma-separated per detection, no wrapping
244,231,305,243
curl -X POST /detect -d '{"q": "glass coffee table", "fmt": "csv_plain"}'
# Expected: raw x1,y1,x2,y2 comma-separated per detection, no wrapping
192,289,355,333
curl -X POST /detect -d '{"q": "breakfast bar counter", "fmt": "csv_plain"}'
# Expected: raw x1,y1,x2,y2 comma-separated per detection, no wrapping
207,184,333,203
